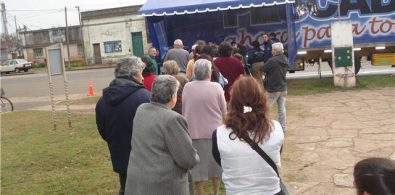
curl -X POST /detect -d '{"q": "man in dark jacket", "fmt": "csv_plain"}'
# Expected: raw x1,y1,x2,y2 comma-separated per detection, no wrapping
261,33,274,63
262,42,288,132
96,57,151,195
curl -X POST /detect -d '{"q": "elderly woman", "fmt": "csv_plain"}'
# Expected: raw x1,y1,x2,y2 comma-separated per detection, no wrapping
125,75,199,195
162,60,188,114
96,57,151,195
212,76,285,195
182,59,226,195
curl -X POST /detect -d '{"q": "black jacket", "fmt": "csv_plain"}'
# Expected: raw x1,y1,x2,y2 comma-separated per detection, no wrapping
262,54,288,92
96,77,151,174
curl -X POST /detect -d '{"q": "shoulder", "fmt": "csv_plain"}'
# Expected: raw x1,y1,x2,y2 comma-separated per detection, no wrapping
270,120,285,138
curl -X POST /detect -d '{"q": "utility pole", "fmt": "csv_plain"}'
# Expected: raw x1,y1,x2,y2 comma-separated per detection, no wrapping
1,2,8,35
75,6,85,58
64,7,71,69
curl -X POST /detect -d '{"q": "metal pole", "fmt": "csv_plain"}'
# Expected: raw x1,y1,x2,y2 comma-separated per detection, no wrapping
65,7,71,69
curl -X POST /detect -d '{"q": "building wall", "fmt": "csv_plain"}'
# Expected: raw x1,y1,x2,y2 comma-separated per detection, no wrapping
19,26,83,64
23,44,82,63
82,13,149,64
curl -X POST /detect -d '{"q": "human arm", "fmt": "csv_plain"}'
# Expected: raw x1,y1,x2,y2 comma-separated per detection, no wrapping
95,98,108,142
164,115,200,171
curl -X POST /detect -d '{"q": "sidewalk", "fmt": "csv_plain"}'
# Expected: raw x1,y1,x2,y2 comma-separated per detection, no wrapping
281,87,395,194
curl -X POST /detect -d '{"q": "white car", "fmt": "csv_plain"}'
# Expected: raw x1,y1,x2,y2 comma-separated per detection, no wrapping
1,59,33,73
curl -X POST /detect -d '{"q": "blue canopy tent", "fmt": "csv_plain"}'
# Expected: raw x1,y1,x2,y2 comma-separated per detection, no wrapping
139,0,297,65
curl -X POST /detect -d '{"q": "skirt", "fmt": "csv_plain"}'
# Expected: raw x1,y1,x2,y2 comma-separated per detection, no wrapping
191,139,222,182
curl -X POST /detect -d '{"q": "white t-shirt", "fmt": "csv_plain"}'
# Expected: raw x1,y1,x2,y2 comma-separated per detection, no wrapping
215,120,284,195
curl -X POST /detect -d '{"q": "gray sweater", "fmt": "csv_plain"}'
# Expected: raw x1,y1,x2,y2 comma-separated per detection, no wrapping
125,102,199,195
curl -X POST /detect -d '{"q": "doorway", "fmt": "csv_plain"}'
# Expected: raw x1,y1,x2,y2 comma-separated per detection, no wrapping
93,43,102,64
131,32,144,57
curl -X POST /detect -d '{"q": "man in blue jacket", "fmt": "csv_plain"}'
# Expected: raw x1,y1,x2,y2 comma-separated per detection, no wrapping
96,56,151,195
261,33,273,63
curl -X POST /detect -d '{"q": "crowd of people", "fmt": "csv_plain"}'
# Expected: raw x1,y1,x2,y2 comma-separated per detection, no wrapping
95,36,395,195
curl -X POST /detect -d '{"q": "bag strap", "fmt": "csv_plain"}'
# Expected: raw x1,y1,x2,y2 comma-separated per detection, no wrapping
244,136,279,177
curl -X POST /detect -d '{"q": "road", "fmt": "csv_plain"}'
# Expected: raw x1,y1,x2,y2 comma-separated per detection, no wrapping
1,63,394,111
1,68,113,111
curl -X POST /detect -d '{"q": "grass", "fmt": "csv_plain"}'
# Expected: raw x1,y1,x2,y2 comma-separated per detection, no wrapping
2,75,394,194
1,111,118,194
58,96,100,105
287,74,395,95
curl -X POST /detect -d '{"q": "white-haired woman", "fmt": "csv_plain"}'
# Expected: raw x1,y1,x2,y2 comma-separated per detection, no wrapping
182,59,227,195
126,75,199,195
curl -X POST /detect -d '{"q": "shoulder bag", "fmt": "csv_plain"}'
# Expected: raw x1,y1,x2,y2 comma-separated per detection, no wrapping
245,138,290,195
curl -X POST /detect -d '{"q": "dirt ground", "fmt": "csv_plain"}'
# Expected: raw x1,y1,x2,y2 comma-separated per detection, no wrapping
279,87,395,194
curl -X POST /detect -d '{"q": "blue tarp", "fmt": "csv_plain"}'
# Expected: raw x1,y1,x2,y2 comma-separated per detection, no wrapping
139,0,295,16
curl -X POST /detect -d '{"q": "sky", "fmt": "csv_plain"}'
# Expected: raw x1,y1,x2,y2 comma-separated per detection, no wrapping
1,0,147,34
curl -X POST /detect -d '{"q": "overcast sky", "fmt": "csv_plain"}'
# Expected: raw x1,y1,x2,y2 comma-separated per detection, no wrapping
1,0,147,33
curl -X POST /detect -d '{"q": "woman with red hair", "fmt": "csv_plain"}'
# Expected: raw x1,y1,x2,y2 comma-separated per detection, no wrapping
212,76,285,194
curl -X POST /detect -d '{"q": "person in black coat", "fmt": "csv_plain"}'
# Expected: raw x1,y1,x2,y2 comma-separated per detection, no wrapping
96,57,151,195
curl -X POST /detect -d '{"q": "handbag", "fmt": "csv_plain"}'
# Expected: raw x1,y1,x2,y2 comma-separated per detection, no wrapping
245,137,290,195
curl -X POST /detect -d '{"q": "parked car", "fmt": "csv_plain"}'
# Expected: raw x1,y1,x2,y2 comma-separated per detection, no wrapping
1,59,33,73
0,60,15,74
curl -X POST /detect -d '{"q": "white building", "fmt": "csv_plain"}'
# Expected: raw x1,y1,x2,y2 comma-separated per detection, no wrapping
81,5,149,65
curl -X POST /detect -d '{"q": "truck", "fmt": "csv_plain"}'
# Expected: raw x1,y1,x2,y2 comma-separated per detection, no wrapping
139,0,395,74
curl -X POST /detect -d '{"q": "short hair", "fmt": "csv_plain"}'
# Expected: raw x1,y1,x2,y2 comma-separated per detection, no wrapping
252,40,260,49
162,60,179,75
272,42,284,55
354,157,395,195
141,57,154,76
193,59,212,80
114,56,145,78
218,42,233,57
148,47,156,53
151,75,180,104
174,39,183,48
225,76,271,144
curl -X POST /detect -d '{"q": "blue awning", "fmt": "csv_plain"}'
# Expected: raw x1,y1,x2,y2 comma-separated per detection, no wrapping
139,0,295,16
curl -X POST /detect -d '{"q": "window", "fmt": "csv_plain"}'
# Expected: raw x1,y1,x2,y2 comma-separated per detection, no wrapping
77,44,84,56
104,41,122,53
251,5,286,25
33,48,44,58
223,10,238,28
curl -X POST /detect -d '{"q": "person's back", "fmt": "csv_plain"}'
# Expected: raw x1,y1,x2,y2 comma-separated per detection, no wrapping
164,39,190,73
262,54,288,93
214,42,245,101
212,76,284,195
216,121,283,194
95,57,151,194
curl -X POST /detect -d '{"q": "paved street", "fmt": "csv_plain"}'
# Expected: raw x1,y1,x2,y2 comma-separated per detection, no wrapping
1,68,113,110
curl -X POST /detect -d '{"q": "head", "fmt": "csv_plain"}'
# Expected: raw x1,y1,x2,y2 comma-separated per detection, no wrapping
272,42,284,56
141,57,154,76
173,39,183,49
225,76,271,144
262,33,270,43
193,59,212,81
269,32,277,39
218,42,233,57
201,45,214,57
231,41,237,48
162,60,180,75
148,47,157,57
151,75,180,108
114,56,145,84
237,43,247,56
354,157,395,195
195,40,207,47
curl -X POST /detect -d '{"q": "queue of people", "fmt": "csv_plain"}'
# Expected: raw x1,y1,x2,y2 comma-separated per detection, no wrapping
96,38,394,195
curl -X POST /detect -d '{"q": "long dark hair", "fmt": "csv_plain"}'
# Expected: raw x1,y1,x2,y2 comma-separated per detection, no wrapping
224,76,272,144
354,157,395,195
